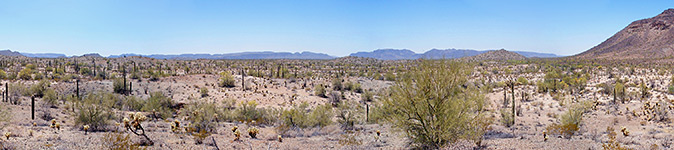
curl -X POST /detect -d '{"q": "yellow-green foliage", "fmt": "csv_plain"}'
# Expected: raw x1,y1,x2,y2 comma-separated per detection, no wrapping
500,109,514,127
218,71,236,88
141,92,175,119
235,100,277,125
182,101,222,133
42,88,59,108
76,103,113,131
18,67,32,80
336,101,363,130
113,78,127,94
383,60,489,149
199,87,209,98
314,84,326,98
29,80,50,97
546,101,589,138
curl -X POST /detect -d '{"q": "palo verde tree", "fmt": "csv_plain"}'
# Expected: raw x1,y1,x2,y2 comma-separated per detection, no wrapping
383,59,490,149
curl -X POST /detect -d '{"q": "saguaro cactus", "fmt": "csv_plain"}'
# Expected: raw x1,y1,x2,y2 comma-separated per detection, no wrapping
31,96,35,120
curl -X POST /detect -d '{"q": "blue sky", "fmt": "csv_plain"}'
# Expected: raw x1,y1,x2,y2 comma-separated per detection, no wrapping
0,0,671,56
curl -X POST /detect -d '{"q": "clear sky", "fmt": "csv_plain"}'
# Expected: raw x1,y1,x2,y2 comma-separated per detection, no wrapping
0,0,671,57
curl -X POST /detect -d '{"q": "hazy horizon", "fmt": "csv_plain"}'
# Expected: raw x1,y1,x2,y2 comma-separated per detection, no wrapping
0,0,671,57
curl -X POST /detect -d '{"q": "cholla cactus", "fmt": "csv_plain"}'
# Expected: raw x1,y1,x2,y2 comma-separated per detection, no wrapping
233,129,241,141
171,120,181,133
621,127,629,136
123,112,153,145
50,119,57,128
247,127,259,139
375,130,381,142
83,125,90,135
4,132,10,140
543,131,548,141
231,126,238,133
277,135,282,142
55,123,61,130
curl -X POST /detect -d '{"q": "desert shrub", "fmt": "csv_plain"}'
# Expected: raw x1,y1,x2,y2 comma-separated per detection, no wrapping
384,72,395,81
361,91,373,102
308,103,333,128
18,67,32,80
351,83,363,93
314,84,326,98
29,80,50,98
200,87,209,98
280,102,333,129
182,101,222,133
343,81,353,91
329,91,342,106
42,89,59,108
123,96,144,111
382,60,489,149
546,102,589,138
101,132,143,150
0,70,6,79
337,101,363,130
280,102,310,128
218,71,236,88
141,92,175,119
500,109,514,127
234,100,278,125
332,78,343,91
82,92,123,110
112,78,127,94
0,105,10,130
517,77,529,85
76,103,113,131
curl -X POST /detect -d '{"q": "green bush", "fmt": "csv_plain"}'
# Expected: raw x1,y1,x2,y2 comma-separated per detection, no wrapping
235,100,277,125
18,67,32,80
200,87,209,98
309,103,333,128
76,103,113,131
218,71,236,88
546,103,588,138
361,91,373,102
314,84,326,98
123,96,144,111
113,78,127,94
382,60,489,148
336,101,362,130
0,70,6,79
29,80,50,98
500,109,514,127
141,92,175,119
332,78,343,91
42,89,59,108
182,101,222,133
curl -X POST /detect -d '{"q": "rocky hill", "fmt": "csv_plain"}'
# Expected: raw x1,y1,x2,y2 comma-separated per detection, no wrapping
350,49,558,60
576,9,674,59
461,49,526,61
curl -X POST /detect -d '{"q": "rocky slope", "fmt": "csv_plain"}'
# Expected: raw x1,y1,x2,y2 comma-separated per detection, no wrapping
576,9,674,59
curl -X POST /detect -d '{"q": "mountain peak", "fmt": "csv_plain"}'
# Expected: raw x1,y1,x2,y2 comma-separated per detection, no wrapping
659,8,674,16
575,8,674,59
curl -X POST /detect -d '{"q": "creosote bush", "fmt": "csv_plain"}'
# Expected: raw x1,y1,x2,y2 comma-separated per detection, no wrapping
546,101,590,138
382,60,489,149
141,92,175,119
218,71,236,88
314,84,326,98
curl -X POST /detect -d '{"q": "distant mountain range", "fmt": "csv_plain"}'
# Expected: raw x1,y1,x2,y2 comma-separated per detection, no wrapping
349,49,559,60
0,48,559,60
108,51,335,60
